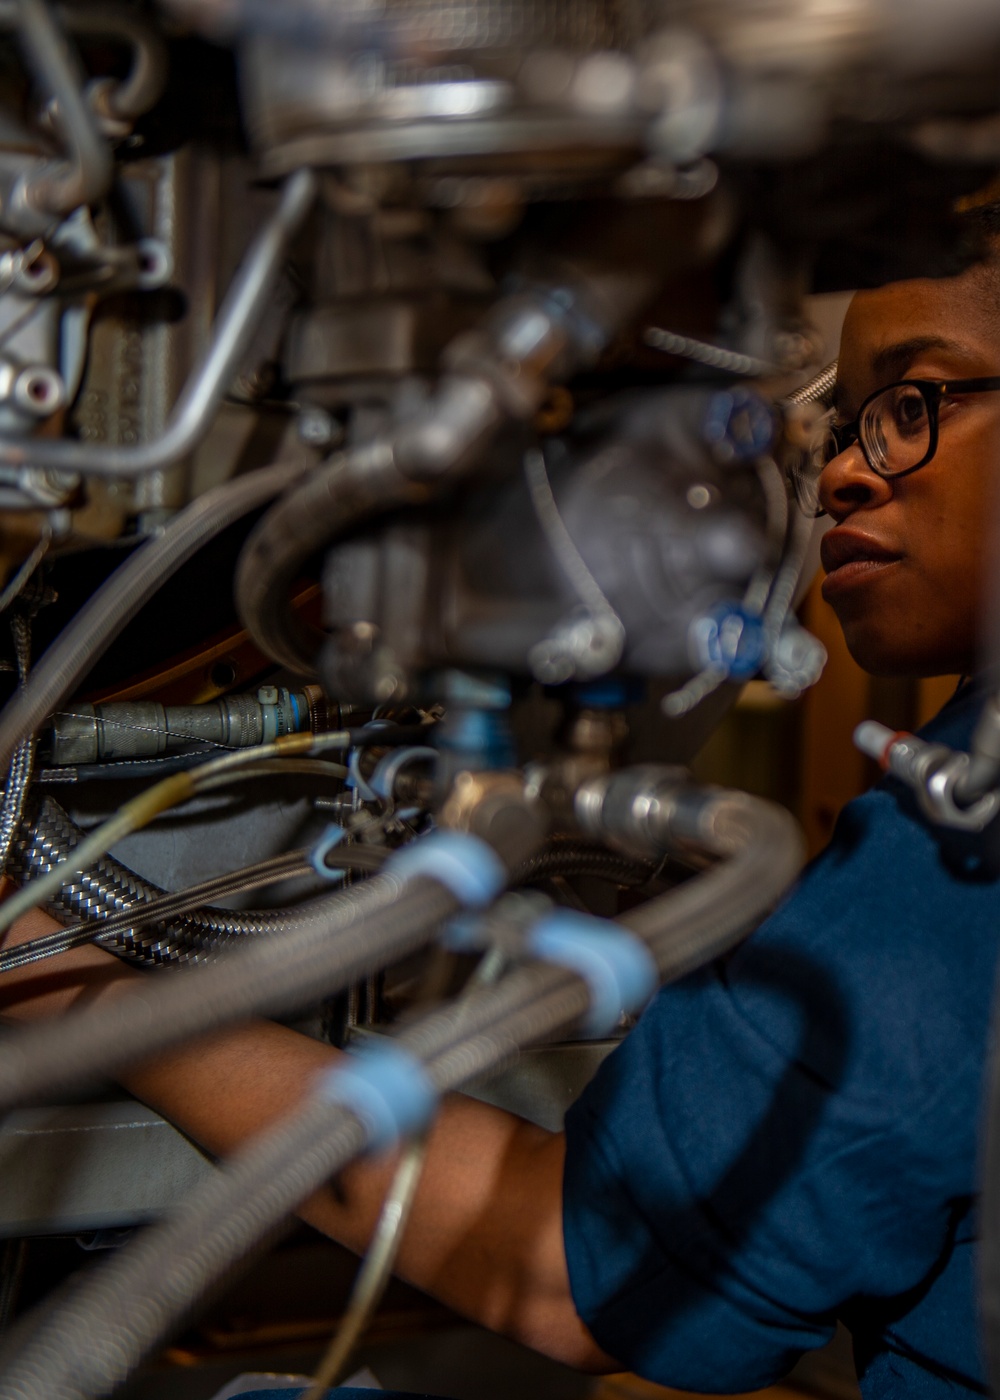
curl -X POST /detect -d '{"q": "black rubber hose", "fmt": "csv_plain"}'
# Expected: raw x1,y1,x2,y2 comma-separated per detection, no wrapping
234,444,431,678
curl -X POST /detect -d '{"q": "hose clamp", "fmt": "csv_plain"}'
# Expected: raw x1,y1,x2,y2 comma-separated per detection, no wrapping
384,830,507,908
526,911,658,1037
316,1041,438,1151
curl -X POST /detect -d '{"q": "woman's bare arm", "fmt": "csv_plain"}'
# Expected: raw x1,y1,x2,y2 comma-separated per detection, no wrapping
0,907,616,1372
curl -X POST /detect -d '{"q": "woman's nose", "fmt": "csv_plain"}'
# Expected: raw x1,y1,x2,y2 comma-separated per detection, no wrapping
818,441,894,521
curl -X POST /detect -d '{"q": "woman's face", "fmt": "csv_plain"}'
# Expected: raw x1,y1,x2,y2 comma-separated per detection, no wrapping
819,268,1000,677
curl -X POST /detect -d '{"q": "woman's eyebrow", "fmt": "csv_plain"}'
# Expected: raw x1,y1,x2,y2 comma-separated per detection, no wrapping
869,334,974,382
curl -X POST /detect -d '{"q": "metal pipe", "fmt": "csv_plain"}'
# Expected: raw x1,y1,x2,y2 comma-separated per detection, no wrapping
0,2,169,123
11,0,113,223
0,168,318,477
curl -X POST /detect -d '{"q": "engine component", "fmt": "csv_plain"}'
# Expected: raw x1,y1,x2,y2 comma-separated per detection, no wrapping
0,0,997,1394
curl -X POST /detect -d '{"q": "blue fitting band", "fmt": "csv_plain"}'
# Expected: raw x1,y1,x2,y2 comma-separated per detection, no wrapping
370,746,439,802
316,1041,438,1152
346,748,378,803
310,823,347,882
385,830,506,909
527,911,658,1037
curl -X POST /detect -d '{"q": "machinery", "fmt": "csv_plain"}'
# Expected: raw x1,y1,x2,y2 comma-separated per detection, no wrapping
0,1,998,1395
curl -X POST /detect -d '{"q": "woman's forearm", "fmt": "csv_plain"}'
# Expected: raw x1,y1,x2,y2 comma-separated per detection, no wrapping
1,908,615,1372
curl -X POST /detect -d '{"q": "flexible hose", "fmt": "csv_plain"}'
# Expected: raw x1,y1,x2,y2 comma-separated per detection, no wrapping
4,806,645,973
0,784,803,1400
234,442,436,678
0,617,35,878
0,458,306,775
0,794,543,1110
0,730,359,938
782,360,838,408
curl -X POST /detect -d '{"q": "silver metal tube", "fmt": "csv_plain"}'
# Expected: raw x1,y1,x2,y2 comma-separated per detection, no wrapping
0,168,317,477
12,0,113,221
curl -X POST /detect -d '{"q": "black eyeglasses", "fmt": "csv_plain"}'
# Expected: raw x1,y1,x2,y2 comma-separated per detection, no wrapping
791,375,1000,518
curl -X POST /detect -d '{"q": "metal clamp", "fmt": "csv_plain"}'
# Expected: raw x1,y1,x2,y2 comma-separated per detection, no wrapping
384,829,507,908
316,1042,438,1152
526,910,657,1036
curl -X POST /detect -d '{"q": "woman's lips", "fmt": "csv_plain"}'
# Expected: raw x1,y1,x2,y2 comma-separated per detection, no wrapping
820,530,903,602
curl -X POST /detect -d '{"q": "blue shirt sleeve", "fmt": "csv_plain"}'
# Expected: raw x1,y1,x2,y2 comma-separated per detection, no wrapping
563,683,995,1393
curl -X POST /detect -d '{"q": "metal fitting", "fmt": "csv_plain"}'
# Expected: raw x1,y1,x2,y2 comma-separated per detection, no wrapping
854,721,1000,833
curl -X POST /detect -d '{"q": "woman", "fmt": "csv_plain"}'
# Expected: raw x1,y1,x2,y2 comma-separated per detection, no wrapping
4,255,1000,1398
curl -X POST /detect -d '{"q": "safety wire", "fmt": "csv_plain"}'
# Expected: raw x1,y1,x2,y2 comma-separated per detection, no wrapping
303,943,510,1399
0,729,358,938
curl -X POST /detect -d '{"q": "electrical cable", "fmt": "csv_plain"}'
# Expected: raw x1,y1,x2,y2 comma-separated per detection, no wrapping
0,458,309,776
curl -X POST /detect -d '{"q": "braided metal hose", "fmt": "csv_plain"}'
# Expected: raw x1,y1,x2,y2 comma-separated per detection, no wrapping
516,838,656,887
782,359,838,407
8,798,306,967
0,616,35,878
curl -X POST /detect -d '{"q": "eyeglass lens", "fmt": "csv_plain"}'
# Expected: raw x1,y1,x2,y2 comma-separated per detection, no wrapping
860,383,930,475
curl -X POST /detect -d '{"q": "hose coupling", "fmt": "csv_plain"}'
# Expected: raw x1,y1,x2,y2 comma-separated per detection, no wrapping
854,720,1000,832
